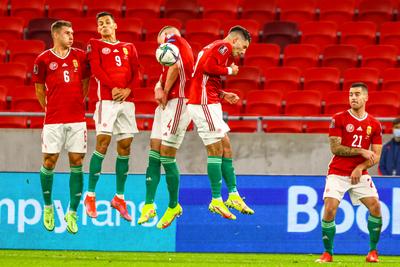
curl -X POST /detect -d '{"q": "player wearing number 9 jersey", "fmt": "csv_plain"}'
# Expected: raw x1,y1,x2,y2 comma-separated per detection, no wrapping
84,12,141,223
317,83,383,263
32,20,90,234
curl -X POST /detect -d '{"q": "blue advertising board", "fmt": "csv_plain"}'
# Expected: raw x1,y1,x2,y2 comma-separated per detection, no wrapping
0,173,399,255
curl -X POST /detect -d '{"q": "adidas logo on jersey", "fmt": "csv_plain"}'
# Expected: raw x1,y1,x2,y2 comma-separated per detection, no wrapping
357,126,363,131
113,49,119,53
62,63,68,67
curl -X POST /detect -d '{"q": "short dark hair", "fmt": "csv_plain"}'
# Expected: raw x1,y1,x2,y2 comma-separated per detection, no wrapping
350,82,368,93
51,20,72,34
393,117,400,126
228,25,251,43
158,25,179,37
96,11,115,21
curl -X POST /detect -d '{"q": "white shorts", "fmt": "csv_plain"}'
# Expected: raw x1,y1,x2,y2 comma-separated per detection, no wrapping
93,100,139,141
42,122,87,154
323,174,379,205
187,103,230,146
150,98,191,149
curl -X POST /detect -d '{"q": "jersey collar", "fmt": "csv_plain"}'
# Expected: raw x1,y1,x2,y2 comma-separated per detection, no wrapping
50,48,71,59
347,109,368,121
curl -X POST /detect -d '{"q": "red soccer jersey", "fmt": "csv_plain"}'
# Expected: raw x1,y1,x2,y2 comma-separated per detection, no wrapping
328,110,382,176
32,48,90,124
160,34,194,100
87,39,140,102
189,40,233,105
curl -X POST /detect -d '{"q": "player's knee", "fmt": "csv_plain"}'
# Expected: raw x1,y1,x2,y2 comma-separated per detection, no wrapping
69,156,83,166
43,158,56,169
96,139,111,154
368,199,381,216
324,203,338,218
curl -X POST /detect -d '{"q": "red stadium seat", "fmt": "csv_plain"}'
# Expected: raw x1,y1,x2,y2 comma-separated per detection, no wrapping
262,21,299,51
7,40,46,70
367,91,400,117
0,116,28,128
300,21,338,50
380,22,400,49
28,116,44,128
124,0,163,19
360,45,398,72
321,45,358,73
200,0,239,20
7,85,36,102
245,90,283,115
283,44,320,73
264,67,301,95
164,0,199,23
339,21,377,49
132,88,158,114
221,19,261,42
303,67,341,99
263,120,303,133
381,68,400,91
0,0,7,16
284,90,322,116
240,0,277,25
342,68,380,91
26,18,58,49
185,19,221,48
358,0,394,26
0,17,24,40
0,39,6,63
84,0,123,18
134,41,159,70
0,63,27,88
11,95,43,111
225,66,262,95
70,18,98,45
142,18,182,41
278,0,317,24
324,91,349,115
318,0,355,26
228,120,258,132
115,18,142,42
46,0,84,19
0,85,6,110
243,43,280,71
305,121,331,133
10,0,45,23
381,121,393,134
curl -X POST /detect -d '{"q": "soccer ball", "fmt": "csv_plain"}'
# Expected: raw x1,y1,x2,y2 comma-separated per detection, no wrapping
155,43,180,66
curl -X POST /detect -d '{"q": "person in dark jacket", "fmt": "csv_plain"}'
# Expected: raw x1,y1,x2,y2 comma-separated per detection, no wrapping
379,118,400,176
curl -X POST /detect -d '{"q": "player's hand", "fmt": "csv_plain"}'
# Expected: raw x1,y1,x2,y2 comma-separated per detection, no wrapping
230,63,239,75
111,87,121,100
154,87,167,109
120,88,131,101
223,92,240,104
360,149,375,165
350,167,363,185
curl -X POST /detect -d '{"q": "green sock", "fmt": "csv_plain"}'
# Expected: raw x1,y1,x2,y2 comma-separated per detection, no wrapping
40,165,54,206
321,220,336,255
161,156,180,209
368,214,382,251
116,155,130,195
207,156,223,198
88,150,105,192
221,157,238,193
69,165,83,212
145,150,161,204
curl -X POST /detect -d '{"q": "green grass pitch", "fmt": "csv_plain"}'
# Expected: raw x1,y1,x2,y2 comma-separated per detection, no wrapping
1,250,400,266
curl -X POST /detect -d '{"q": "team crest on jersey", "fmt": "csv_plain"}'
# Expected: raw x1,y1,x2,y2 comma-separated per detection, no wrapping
218,45,228,55
123,47,128,55
49,62,58,70
346,123,354,132
102,47,111,54
367,126,372,135
33,64,39,75
72,59,79,68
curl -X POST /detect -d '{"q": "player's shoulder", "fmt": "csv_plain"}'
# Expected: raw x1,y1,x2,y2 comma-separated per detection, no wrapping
210,40,232,56
367,113,381,126
332,110,348,120
36,49,51,58
70,47,86,55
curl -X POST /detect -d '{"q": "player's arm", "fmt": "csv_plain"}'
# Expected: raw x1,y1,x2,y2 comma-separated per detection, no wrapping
34,83,46,109
203,56,238,76
155,64,179,108
329,136,375,161
350,144,382,184
219,91,239,104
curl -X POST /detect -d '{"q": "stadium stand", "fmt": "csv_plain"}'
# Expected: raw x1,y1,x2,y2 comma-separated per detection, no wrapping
300,21,338,50
46,0,84,19
240,0,277,25
359,45,398,72
199,0,239,20
245,90,283,115
124,0,163,19
0,16,24,40
282,44,320,73
263,67,301,95
321,44,358,73
278,0,317,24
303,67,341,99
262,21,299,50
318,0,355,26
164,0,199,23
9,0,46,24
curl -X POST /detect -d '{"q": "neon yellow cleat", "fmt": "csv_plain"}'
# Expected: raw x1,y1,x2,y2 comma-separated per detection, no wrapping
43,206,55,231
64,211,78,234
156,204,183,229
225,194,255,215
138,203,157,225
208,199,236,220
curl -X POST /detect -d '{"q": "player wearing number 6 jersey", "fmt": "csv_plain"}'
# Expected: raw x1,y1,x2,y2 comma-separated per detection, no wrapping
187,26,254,220
84,12,141,222
317,83,383,263
33,20,90,234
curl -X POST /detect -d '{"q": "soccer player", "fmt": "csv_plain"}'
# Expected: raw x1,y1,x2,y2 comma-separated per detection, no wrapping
317,82,383,263
33,20,90,234
187,26,254,220
84,12,140,222
137,26,194,229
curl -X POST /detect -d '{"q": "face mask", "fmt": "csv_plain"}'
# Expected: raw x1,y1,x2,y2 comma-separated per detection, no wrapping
394,129,400,138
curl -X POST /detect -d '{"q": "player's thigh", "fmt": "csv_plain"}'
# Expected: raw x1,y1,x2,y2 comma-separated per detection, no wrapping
114,102,139,139
42,124,64,154
150,105,162,141
93,100,119,134
65,122,87,154
350,175,379,206
323,174,350,203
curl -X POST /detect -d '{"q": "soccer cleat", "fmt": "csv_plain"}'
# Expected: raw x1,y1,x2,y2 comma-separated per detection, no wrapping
156,204,183,229
138,203,157,225
111,196,132,222
43,206,55,231
366,250,379,263
64,212,78,234
208,199,236,220
315,252,333,263
84,194,97,218
224,194,255,215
